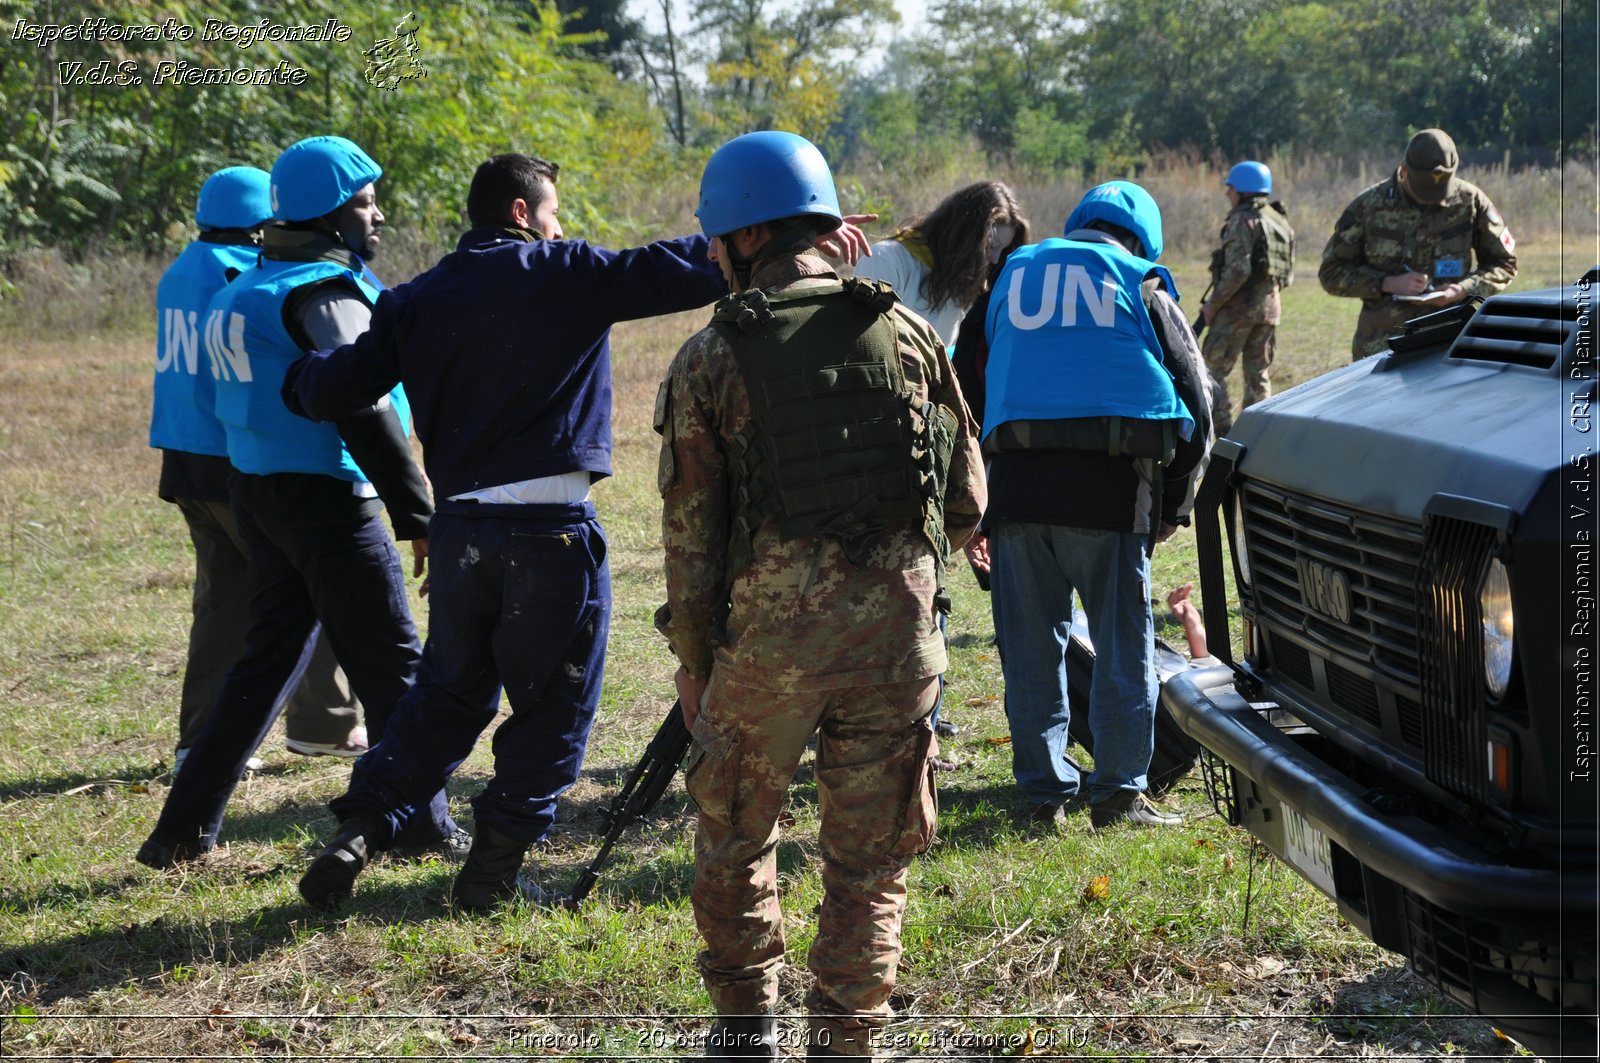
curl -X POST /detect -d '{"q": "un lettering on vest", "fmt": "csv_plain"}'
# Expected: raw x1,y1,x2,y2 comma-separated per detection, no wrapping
202,308,253,382
155,307,202,374
1006,263,1118,330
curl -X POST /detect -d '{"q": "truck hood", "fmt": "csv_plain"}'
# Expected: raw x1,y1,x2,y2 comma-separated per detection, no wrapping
1228,350,1563,524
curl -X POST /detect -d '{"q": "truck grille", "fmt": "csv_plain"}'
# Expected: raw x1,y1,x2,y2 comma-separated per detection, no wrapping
1416,517,1496,803
1242,481,1424,694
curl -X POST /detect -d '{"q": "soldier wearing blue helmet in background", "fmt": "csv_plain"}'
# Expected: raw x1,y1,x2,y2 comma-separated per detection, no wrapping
137,136,464,870
656,130,985,1060
1199,161,1295,437
971,181,1212,832
152,166,369,779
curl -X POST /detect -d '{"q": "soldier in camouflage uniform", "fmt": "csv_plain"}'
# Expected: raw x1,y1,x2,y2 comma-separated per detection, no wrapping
655,131,985,1060
1319,128,1517,359
1201,161,1294,437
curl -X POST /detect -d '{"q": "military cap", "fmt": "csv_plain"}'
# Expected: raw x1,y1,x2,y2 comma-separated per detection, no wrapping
1403,129,1457,203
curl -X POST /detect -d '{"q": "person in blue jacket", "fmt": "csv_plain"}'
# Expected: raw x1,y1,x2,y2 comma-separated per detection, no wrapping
151,166,369,775
285,152,874,912
136,137,464,870
972,181,1212,831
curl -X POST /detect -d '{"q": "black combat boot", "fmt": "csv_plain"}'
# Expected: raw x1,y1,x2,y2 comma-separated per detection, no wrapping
448,822,554,913
298,815,378,910
705,1015,778,1060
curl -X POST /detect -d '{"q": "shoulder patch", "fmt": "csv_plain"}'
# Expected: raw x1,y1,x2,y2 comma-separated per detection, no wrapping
1500,227,1516,253
1487,205,1503,226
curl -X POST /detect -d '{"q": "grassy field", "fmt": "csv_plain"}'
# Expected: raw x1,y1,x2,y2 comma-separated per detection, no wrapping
0,202,1582,1058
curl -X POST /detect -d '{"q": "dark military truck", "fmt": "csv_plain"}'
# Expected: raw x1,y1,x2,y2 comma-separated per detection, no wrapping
1162,272,1598,1057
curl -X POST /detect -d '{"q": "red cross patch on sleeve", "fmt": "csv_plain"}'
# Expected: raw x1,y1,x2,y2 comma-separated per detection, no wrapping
1500,227,1516,253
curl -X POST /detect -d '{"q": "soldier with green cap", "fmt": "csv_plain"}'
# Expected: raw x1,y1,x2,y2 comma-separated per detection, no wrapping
1319,128,1518,359
655,130,985,1059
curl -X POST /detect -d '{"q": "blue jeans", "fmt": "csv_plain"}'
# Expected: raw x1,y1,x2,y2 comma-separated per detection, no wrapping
146,477,455,853
331,500,609,847
989,521,1155,805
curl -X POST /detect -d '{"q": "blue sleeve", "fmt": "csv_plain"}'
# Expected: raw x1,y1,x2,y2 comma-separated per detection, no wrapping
282,287,406,422
565,234,728,323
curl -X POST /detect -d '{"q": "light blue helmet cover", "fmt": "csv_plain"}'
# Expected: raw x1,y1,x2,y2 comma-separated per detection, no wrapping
1062,180,1165,262
270,136,383,222
194,166,273,230
1226,161,1272,195
695,130,842,238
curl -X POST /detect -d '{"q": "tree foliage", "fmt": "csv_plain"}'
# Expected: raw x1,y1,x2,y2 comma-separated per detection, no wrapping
0,0,671,252
848,0,1595,174
0,0,1592,257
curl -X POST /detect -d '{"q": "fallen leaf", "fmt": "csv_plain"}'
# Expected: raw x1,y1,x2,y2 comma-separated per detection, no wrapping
1082,875,1110,902
1192,838,1214,849
1223,854,1235,870
965,695,999,706
984,736,1012,746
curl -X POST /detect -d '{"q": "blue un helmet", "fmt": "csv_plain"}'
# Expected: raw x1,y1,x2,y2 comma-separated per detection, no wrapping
695,131,842,238
194,166,273,230
1226,161,1273,195
270,136,383,222
1062,180,1166,261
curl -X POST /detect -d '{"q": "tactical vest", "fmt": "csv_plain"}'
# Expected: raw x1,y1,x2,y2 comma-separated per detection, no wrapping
712,278,957,596
1210,198,1295,291
1255,200,1295,286
983,238,1193,462
208,257,412,481
150,239,261,456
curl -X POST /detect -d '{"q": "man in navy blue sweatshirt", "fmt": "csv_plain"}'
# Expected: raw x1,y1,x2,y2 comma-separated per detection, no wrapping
285,153,871,911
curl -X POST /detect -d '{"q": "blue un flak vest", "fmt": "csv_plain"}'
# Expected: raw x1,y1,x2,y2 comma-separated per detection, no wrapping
150,240,261,456
207,257,412,480
982,238,1193,444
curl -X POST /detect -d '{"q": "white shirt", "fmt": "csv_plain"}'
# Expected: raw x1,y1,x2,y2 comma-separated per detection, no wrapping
852,239,965,348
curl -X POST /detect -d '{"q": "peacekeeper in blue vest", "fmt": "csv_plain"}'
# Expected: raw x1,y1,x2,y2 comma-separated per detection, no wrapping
151,165,370,774
136,136,464,870
283,152,876,912
974,181,1213,831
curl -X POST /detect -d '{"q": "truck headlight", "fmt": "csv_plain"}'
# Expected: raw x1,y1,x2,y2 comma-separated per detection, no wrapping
1480,557,1513,700
1232,492,1252,587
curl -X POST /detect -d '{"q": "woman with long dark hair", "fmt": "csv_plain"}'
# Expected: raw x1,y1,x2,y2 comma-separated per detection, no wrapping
855,181,1030,348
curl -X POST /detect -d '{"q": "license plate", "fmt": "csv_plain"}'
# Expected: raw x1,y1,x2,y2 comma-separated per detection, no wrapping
1281,805,1336,897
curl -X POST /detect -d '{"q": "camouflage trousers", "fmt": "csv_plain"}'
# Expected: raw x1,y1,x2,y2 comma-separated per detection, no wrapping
686,670,940,1058
1202,318,1276,437
1352,301,1418,360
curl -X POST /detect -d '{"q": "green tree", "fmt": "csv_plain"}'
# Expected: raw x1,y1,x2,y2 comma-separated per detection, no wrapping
0,0,671,253
908,0,1083,154
691,0,898,140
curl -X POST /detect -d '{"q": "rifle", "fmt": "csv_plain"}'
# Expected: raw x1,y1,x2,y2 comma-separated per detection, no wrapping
562,700,693,905
1191,312,1207,340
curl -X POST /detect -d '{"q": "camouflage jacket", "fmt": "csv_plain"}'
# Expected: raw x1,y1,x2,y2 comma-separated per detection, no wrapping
655,250,986,692
1207,196,1281,326
1318,171,1517,355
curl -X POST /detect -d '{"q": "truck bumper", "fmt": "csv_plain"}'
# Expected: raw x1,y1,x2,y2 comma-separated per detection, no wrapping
1162,665,1597,1056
